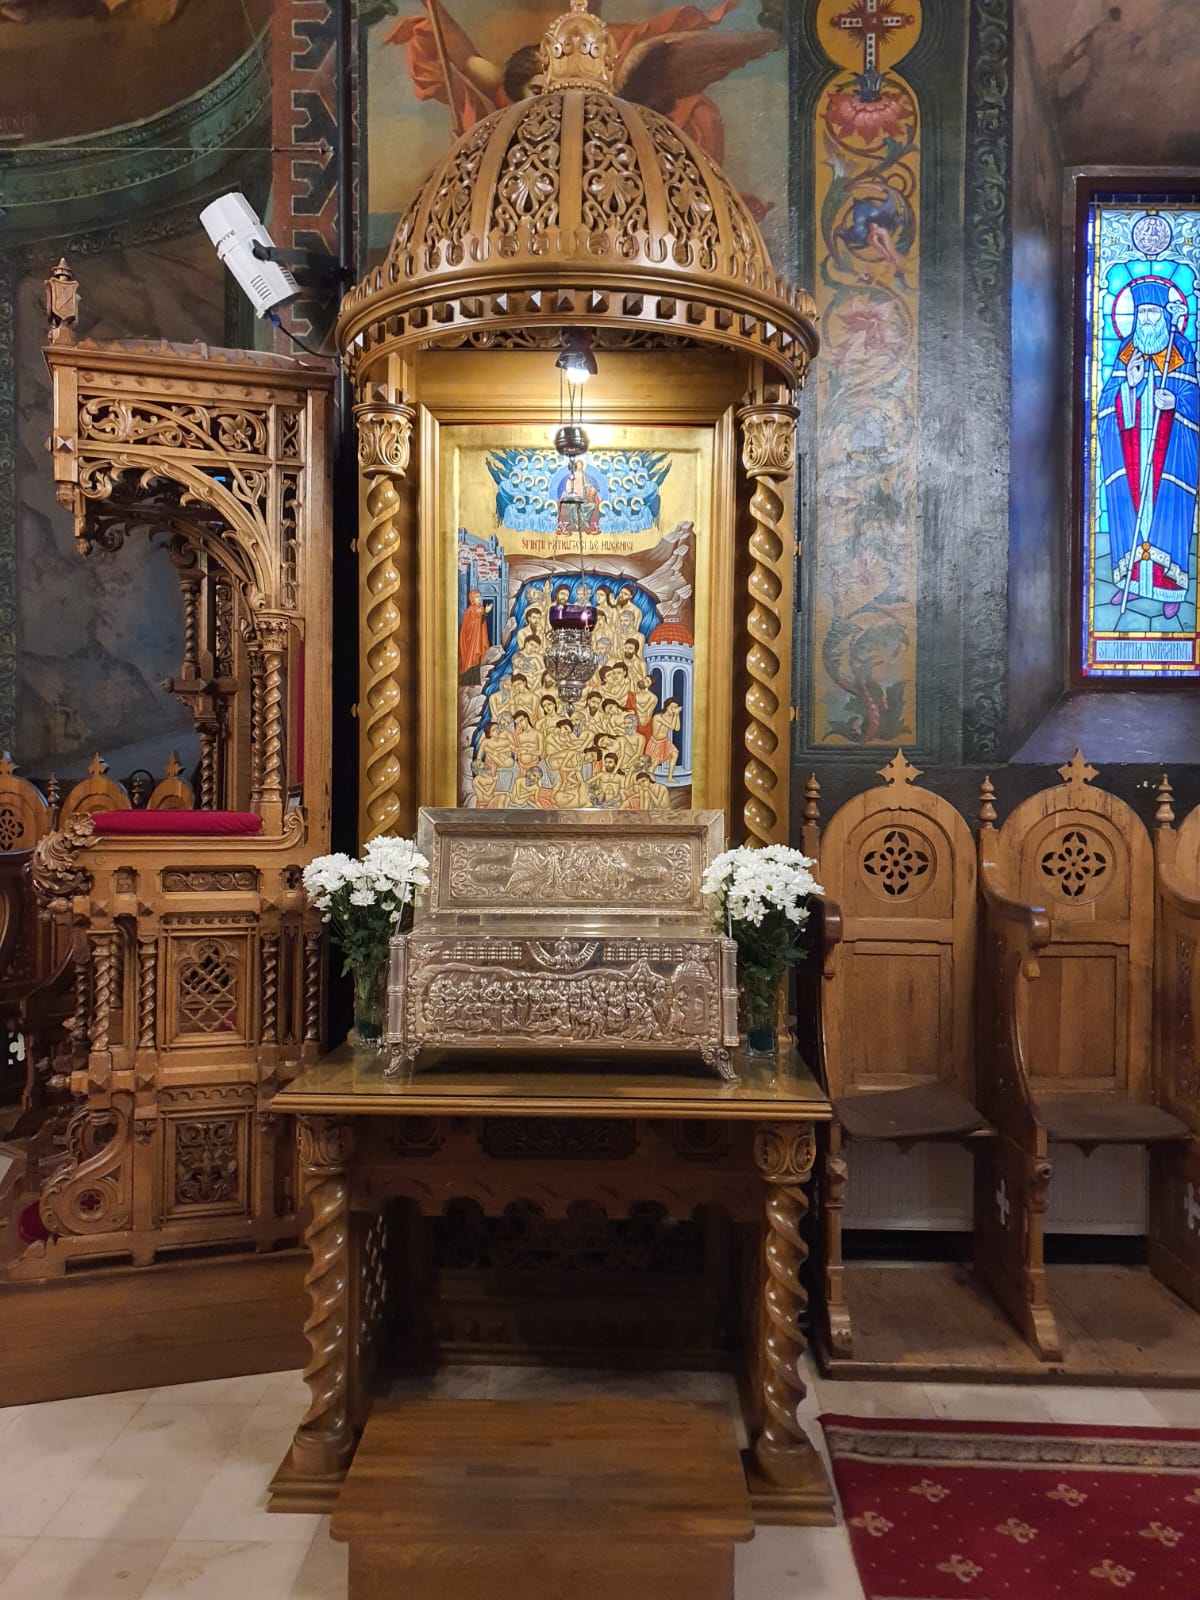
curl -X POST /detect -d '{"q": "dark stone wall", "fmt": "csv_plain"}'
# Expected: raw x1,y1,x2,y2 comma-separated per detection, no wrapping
1007,5,1068,751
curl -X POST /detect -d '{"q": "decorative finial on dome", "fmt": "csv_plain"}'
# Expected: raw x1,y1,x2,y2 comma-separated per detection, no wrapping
538,0,616,93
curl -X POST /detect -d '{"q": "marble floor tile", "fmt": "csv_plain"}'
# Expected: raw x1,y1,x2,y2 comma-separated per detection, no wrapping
1037,1385,1166,1427
260,1370,310,1410
1143,1387,1200,1428
922,1383,1054,1423
736,1525,866,1600
42,1404,248,1542
0,1538,32,1586
0,1536,169,1600
174,1406,319,1545
289,1520,348,1600
141,1374,274,1409
141,1539,309,1599
0,1399,142,1537
814,1378,936,1420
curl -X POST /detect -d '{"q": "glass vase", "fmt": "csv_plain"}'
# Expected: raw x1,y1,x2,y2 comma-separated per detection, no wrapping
740,971,782,1060
745,1022,778,1058
349,958,388,1051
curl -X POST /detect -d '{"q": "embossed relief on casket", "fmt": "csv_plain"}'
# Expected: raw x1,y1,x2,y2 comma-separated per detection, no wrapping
443,838,696,913
406,938,723,1047
415,808,724,928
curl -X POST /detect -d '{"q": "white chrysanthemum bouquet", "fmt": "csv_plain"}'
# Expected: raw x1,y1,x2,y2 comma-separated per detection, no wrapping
302,836,430,1041
701,844,823,1037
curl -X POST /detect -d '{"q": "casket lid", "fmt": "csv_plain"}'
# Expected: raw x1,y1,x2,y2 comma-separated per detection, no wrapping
411,806,724,932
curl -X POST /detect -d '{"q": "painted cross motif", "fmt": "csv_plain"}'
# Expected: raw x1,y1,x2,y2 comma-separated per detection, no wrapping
832,0,916,76
995,1179,1011,1227
1184,1181,1200,1233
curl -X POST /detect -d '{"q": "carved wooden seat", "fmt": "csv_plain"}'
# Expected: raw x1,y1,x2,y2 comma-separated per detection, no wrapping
804,752,991,1359
2,331,336,1285
976,752,1189,1363
1148,778,1200,1314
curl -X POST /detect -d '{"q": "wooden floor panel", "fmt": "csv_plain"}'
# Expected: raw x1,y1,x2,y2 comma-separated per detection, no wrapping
818,1262,1200,1386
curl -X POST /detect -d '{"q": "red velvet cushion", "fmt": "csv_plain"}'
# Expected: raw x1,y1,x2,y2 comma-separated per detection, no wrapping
90,811,263,836
18,1202,49,1244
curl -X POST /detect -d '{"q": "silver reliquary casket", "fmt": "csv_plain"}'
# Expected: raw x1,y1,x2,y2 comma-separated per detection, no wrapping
387,809,739,1080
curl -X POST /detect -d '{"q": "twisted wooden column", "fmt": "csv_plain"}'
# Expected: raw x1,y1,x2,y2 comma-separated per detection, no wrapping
354,399,414,842
136,934,157,1051
303,928,322,1048
750,1121,832,1521
739,397,797,849
260,932,279,1046
88,929,117,1065
246,644,265,805
255,616,290,825
291,1116,355,1478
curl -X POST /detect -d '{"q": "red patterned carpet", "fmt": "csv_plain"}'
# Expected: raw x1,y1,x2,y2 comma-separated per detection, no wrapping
821,1414,1200,1599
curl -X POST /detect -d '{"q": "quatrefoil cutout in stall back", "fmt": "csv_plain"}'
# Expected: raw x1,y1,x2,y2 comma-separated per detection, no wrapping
861,827,932,899
1039,829,1108,900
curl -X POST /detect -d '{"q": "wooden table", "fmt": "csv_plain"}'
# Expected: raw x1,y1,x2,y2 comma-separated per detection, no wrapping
268,1045,834,1525
331,1399,754,1600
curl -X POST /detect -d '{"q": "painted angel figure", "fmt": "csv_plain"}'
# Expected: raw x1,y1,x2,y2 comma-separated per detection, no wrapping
1096,278,1199,621
383,0,781,218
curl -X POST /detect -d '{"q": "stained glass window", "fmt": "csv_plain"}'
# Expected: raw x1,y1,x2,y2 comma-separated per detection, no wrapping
1081,198,1200,677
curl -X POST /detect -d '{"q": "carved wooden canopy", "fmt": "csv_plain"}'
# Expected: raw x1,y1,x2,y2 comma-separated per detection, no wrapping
44,334,334,837
338,1,818,386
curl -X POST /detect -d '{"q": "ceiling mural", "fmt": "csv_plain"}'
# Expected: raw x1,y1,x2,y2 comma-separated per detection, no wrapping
0,0,270,142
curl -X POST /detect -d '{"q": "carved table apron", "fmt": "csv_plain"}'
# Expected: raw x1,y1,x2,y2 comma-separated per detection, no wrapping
267,1046,834,1527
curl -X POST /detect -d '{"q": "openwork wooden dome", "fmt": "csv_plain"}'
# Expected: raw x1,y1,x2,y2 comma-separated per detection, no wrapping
338,1,817,385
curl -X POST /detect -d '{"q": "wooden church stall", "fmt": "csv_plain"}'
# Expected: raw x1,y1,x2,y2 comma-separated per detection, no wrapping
807,750,1200,1384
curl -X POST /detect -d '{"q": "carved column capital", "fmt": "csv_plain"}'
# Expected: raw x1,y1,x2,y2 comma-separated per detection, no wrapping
297,1115,355,1173
753,1121,817,1185
254,613,292,655
354,400,416,479
738,402,798,478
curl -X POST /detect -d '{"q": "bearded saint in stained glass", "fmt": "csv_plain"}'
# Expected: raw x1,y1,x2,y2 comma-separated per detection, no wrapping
1096,277,1199,619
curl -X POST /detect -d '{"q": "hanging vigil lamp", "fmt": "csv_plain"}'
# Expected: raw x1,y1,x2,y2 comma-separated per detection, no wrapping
545,329,600,711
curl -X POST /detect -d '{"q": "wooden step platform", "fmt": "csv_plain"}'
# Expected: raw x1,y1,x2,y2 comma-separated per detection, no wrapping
817,1262,1200,1385
330,1398,754,1600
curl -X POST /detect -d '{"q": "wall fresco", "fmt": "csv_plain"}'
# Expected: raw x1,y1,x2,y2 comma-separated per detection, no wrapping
363,0,791,267
809,0,922,746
